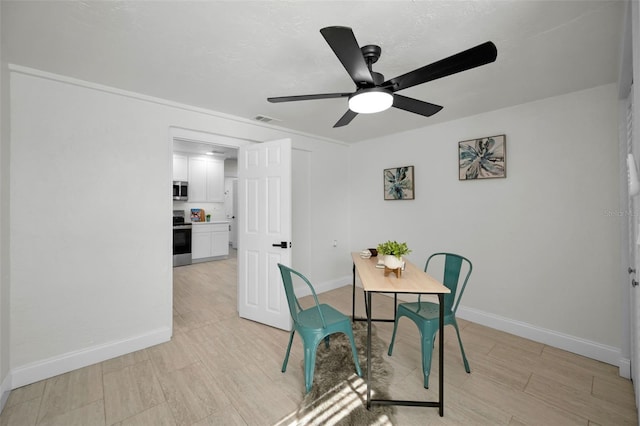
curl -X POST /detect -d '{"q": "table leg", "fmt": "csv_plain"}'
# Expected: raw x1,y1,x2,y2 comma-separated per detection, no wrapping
394,293,397,319
439,292,444,417
363,289,370,319
366,290,372,410
351,263,356,322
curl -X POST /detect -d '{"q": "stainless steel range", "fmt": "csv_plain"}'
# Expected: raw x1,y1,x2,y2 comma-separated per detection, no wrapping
173,210,192,267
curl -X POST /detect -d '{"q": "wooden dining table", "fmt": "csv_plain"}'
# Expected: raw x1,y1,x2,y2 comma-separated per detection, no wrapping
351,252,451,416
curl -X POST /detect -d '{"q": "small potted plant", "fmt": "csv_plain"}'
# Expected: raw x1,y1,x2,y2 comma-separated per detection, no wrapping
376,240,411,270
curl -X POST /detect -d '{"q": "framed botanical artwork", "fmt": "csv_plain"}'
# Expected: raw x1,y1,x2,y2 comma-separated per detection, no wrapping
384,166,414,200
459,134,506,180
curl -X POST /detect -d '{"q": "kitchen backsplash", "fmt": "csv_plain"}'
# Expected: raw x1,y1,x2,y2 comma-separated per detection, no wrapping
172,201,227,221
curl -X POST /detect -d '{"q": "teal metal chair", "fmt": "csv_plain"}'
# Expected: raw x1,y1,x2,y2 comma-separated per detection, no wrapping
278,263,362,393
387,253,472,388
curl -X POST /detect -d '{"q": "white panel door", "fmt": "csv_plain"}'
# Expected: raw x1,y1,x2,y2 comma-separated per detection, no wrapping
237,139,292,330
626,89,640,408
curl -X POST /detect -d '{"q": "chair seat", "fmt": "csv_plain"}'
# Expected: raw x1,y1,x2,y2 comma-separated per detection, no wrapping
297,304,349,329
398,301,453,321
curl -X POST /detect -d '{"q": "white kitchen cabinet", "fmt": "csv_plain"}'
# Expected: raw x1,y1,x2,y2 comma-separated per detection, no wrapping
188,156,207,201
191,222,229,262
172,153,189,182
191,230,211,260
206,159,225,202
211,224,230,256
188,155,224,202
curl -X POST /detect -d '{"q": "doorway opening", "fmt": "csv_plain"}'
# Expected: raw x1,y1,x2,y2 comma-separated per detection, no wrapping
170,127,252,334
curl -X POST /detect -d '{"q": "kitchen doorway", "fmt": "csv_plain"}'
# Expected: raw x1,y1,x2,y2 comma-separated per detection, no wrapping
170,128,252,321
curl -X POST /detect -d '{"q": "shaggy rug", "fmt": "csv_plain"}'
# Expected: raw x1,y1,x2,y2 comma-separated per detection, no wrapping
291,321,395,426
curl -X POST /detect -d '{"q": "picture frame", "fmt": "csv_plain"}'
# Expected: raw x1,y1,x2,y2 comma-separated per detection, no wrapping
459,134,506,180
384,166,414,200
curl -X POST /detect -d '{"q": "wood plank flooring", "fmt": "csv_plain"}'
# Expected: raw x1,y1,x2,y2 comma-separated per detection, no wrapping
1,251,637,425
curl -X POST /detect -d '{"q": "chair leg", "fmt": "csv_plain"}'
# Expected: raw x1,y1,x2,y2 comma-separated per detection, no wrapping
324,335,330,349
303,342,320,393
388,315,401,356
281,329,295,373
452,319,471,373
345,330,362,377
420,332,436,389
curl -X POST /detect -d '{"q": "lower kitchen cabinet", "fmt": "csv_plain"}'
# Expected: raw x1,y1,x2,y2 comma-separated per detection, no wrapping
192,222,230,262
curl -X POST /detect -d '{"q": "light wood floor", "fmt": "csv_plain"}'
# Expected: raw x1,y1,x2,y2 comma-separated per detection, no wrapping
1,252,638,425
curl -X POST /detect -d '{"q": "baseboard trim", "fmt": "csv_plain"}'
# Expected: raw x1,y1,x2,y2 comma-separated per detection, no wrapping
0,372,11,413
320,283,628,373
11,327,171,389
456,306,623,368
619,357,631,379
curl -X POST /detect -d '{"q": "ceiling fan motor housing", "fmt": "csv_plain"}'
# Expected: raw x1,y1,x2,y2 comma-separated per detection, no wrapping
360,45,384,85
361,44,381,64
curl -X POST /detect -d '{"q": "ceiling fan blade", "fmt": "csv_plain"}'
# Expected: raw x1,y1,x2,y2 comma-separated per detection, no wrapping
392,94,443,117
384,41,497,92
333,109,358,127
320,26,374,86
268,93,351,103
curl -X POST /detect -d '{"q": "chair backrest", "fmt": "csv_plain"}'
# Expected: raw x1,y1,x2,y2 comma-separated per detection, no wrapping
277,263,326,327
422,253,472,314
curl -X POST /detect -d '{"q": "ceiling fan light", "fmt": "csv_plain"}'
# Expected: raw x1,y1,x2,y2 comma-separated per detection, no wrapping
348,89,393,114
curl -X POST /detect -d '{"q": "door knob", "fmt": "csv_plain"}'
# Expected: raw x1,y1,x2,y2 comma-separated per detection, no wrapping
630,267,636,274
633,279,639,288
272,241,290,249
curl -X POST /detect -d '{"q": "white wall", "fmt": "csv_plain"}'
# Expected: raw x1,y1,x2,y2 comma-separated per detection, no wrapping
296,139,352,286
224,158,238,177
0,3,13,409
349,84,622,363
8,66,350,387
292,149,312,279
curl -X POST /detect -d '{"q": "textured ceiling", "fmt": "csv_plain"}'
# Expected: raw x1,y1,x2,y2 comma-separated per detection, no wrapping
1,1,626,144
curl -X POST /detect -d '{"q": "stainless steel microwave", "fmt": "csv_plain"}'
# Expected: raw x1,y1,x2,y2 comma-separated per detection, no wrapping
173,181,188,201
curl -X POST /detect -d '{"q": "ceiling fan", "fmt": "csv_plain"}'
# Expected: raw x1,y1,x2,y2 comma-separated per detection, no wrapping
267,26,497,128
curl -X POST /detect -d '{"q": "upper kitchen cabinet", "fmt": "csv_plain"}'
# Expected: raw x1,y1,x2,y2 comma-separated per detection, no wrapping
188,155,225,202
172,153,189,182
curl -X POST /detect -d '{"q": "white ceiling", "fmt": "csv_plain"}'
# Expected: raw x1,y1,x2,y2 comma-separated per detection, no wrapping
173,139,238,158
2,1,626,144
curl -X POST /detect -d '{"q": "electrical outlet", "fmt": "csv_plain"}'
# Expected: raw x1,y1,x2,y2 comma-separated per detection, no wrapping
333,240,337,247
